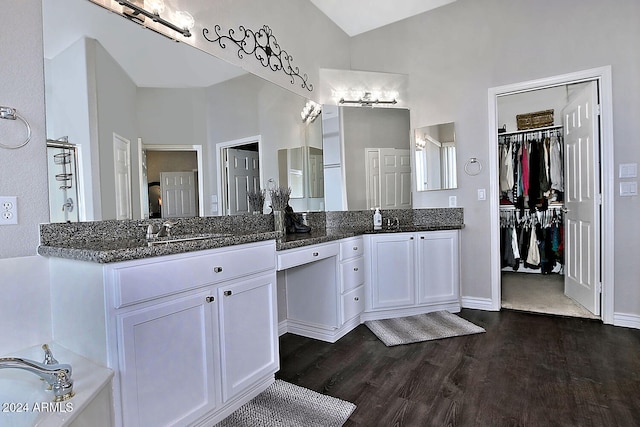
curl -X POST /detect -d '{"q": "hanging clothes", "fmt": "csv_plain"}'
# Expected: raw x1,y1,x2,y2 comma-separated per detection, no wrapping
550,134,564,192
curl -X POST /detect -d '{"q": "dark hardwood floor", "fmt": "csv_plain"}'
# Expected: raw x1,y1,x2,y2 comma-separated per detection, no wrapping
277,309,640,427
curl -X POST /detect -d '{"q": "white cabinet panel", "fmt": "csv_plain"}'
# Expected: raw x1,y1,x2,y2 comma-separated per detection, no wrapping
218,273,279,402
369,233,415,309
340,256,364,293
416,231,460,305
342,285,365,323
118,290,219,427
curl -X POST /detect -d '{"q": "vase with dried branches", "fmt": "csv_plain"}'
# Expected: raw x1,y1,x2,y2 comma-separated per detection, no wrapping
248,188,266,214
269,186,291,234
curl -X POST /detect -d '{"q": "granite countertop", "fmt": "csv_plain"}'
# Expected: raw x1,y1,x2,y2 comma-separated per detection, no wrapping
276,224,464,251
37,231,280,264
38,224,464,264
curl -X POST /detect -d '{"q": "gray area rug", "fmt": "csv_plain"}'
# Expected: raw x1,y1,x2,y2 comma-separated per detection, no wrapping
215,380,356,427
365,310,485,346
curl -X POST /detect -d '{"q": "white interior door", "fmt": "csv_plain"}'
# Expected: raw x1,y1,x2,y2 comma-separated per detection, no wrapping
160,171,197,218
563,81,600,315
113,134,132,220
379,148,412,210
226,148,260,215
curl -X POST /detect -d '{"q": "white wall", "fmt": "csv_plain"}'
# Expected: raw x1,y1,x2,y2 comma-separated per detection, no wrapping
349,0,640,316
0,0,52,355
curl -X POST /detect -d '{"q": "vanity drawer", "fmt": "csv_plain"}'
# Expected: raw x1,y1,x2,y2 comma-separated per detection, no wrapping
339,238,364,261
342,285,365,322
340,256,364,293
113,241,275,308
277,242,339,271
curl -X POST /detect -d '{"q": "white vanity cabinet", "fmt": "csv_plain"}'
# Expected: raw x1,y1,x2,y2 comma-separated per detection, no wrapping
339,237,365,325
48,240,278,427
363,230,460,321
278,237,365,343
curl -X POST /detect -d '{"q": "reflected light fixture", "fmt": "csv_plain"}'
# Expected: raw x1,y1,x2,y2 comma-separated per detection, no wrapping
338,91,397,107
301,100,322,124
117,0,194,37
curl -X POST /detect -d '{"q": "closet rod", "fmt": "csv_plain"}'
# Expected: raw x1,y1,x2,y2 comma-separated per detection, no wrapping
499,124,563,137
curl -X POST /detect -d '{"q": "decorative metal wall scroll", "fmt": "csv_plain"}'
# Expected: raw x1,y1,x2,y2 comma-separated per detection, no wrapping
203,24,313,92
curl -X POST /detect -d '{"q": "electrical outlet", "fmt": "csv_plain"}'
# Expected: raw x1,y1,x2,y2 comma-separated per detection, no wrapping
0,196,17,225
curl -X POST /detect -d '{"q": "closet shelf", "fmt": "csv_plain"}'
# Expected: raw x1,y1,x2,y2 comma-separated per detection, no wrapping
499,124,563,137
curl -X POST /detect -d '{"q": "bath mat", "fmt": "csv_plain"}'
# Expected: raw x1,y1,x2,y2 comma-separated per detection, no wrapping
215,379,356,427
365,310,485,346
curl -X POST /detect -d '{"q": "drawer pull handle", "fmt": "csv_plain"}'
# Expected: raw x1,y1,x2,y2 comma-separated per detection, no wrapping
353,267,359,272
205,296,215,303
353,246,358,250
312,252,319,256
354,297,359,301
223,290,232,296
214,267,223,273
421,236,425,239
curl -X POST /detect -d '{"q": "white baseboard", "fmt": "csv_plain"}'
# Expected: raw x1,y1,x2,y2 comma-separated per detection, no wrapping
461,296,496,311
360,302,461,322
278,317,361,343
613,312,640,330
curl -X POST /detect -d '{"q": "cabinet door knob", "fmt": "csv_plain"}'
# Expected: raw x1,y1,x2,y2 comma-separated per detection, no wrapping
410,237,414,240
312,252,319,256
354,297,359,301
223,290,232,296
214,266,223,273
353,267,359,272
353,246,358,251
205,296,215,303
421,236,425,239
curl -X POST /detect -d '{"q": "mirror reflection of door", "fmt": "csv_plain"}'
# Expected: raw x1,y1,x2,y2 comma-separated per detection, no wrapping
160,172,197,218
222,144,260,215
365,148,412,210
145,150,199,219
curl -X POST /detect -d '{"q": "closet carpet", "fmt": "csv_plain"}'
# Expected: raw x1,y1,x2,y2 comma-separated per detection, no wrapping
501,271,599,319
278,309,640,426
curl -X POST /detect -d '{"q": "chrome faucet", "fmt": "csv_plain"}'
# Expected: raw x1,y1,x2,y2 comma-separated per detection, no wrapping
386,217,400,231
157,220,177,237
0,344,74,402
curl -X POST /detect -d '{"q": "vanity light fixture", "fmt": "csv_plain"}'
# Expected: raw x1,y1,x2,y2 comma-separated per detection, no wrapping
338,91,397,107
117,0,194,37
301,100,322,123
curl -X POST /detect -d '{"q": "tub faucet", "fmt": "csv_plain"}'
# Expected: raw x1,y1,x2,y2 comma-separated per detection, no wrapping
0,344,74,402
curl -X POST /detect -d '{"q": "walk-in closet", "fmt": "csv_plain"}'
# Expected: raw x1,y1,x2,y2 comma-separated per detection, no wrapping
497,82,600,319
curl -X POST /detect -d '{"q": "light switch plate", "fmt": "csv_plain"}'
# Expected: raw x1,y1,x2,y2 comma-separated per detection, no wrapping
619,181,638,197
449,196,457,207
619,163,638,178
477,189,486,201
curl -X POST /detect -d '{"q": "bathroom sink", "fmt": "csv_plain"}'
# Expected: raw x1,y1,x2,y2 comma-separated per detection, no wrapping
147,233,233,246
0,370,49,427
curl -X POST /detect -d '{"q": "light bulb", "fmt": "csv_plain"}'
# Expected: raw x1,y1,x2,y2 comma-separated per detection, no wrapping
146,0,165,15
174,10,195,30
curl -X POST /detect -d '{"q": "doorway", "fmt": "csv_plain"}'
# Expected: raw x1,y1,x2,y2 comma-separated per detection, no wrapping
488,67,615,325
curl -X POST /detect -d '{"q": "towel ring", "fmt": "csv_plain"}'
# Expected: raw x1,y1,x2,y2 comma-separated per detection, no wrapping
464,157,482,176
0,106,32,149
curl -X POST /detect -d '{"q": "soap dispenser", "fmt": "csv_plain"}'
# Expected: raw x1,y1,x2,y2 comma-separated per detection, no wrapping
373,208,382,230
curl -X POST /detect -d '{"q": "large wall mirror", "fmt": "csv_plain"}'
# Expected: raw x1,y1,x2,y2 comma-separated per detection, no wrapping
42,0,411,223
43,0,324,222
414,122,457,191
322,106,412,211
